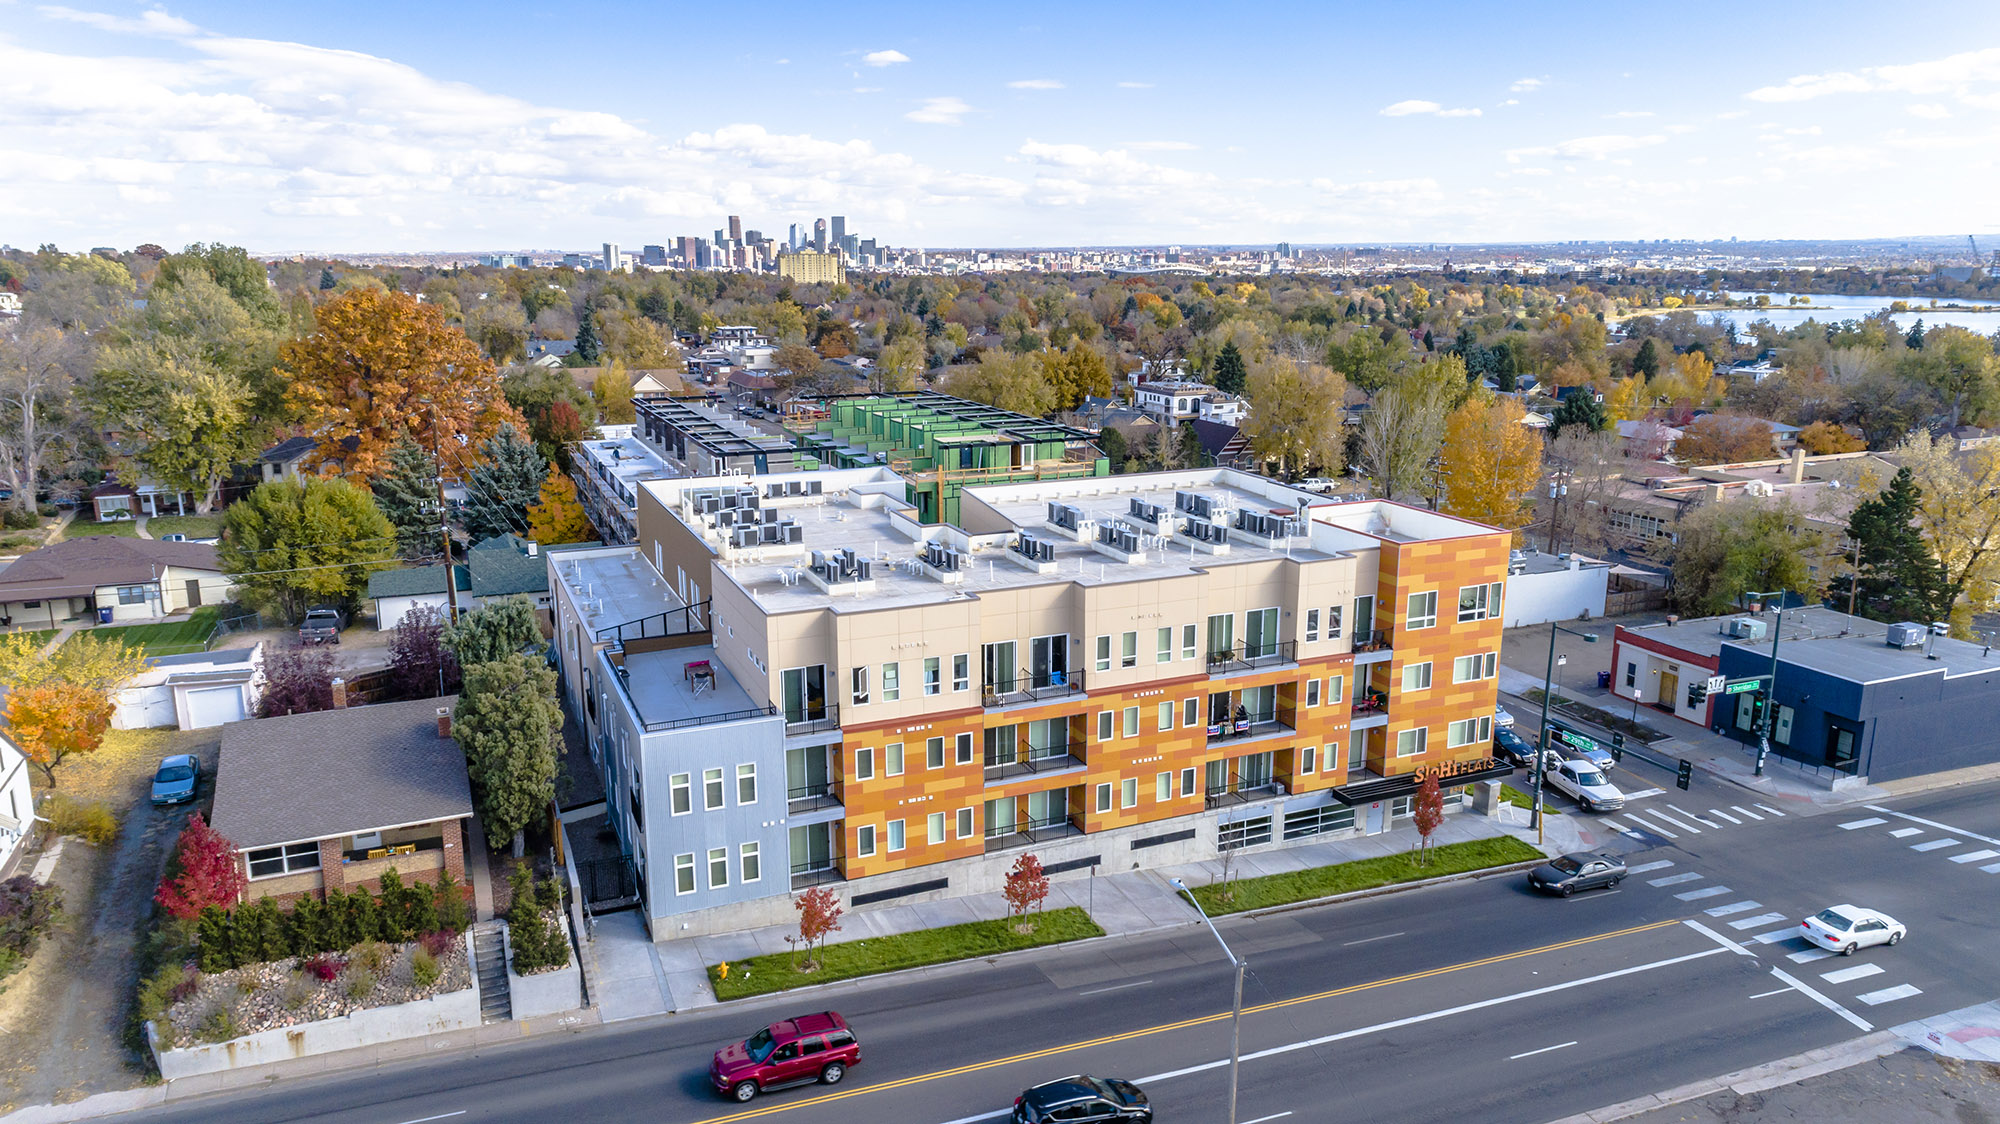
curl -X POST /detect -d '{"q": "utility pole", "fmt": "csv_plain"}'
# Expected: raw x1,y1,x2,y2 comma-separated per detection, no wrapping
431,408,459,622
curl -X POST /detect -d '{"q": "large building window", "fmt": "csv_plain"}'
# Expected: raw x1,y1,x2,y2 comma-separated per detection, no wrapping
880,662,901,702
740,842,761,883
703,768,724,810
1448,716,1494,748
670,773,691,815
674,853,696,895
247,842,321,879
1454,653,1498,682
736,763,757,805
1396,727,1429,757
1406,591,1438,631
707,847,729,889
1457,582,1504,623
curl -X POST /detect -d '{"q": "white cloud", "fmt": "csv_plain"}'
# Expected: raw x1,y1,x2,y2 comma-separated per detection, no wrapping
1008,79,1063,90
1117,81,1153,89
1506,134,1666,162
1381,99,1481,118
37,5,197,36
905,96,971,125
1510,77,1546,93
862,49,910,67
1908,103,1952,118
1500,98,1519,106
1607,110,1654,118
1747,46,2000,102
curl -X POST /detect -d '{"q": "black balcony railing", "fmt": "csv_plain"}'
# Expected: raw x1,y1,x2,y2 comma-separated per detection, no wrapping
982,669,1085,707
984,813,1084,853
595,600,709,644
783,702,841,735
1204,772,1289,810
1353,628,1393,653
1205,712,1292,745
982,740,1086,782
1351,689,1388,717
790,851,844,888
1205,640,1298,674
786,780,842,812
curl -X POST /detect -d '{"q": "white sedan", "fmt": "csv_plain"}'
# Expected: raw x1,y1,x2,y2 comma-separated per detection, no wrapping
1800,906,1906,956
1544,758,1625,812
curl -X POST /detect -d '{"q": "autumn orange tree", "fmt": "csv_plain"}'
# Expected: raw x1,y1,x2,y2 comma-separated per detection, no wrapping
1439,395,1543,533
0,632,147,786
281,287,524,481
1797,420,1866,455
526,466,596,545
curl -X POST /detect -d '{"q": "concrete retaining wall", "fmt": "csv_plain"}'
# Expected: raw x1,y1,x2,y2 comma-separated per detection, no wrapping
147,932,481,1080
503,914,584,1020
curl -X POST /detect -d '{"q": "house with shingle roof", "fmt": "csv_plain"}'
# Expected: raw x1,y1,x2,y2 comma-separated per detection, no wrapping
0,537,235,629
208,697,474,905
366,534,552,629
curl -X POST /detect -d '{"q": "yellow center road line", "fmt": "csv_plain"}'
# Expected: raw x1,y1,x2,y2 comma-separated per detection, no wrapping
689,919,1682,1123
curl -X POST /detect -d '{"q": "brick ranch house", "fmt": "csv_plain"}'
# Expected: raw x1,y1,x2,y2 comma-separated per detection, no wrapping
207,697,474,905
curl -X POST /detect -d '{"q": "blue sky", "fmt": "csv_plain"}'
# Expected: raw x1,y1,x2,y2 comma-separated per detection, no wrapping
5,0,2000,252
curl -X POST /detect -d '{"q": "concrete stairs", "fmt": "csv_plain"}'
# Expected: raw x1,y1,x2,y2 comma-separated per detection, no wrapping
472,922,512,1024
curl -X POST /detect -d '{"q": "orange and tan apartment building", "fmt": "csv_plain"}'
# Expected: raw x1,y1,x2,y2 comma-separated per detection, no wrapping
549,465,1512,938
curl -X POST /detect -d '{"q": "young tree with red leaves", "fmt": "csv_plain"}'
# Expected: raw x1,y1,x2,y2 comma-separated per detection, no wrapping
1003,853,1050,931
388,601,460,700
1413,770,1445,866
793,886,843,972
155,814,248,919
257,646,338,717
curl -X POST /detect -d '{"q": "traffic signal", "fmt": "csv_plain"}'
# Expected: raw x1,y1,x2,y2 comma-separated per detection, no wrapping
1676,759,1694,790
1687,682,1708,708
1611,732,1626,763
1749,690,1770,727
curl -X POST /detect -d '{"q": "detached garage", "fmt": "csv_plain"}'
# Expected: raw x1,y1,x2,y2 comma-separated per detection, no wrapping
112,645,265,731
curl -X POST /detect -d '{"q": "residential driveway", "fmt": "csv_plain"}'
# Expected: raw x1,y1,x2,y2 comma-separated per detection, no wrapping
0,728,217,1111
209,610,396,676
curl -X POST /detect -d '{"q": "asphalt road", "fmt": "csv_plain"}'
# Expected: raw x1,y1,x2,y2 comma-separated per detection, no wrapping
116,776,2000,1124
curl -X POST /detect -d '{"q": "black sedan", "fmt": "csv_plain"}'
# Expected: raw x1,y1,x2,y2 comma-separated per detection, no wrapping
1013,1076,1150,1123
1493,727,1537,767
1528,852,1627,896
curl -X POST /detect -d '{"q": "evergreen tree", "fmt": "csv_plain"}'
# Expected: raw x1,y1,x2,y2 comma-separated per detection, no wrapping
1633,338,1661,380
1492,344,1518,392
1906,319,1926,350
455,654,563,855
1096,425,1128,472
1212,341,1248,395
1178,420,1204,468
1840,467,1951,623
574,309,601,363
1452,325,1477,356
443,597,543,666
197,905,237,972
318,267,336,291
373,437,441,562
1550,391,1609,437
460,424,548,541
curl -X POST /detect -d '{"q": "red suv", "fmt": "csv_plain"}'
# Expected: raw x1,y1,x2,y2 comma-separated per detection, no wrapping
709,1011,860,1103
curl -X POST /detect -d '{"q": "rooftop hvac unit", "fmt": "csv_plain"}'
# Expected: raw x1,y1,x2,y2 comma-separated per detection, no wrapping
923,541,962,572
786,523,804,543
1886,621,1926,649
1728,617,1767,640
1047,502,1083,530
806,480,823,495
731,526,759,548
1175,490,1213,518
1013,534,1055,563
715,509,737,527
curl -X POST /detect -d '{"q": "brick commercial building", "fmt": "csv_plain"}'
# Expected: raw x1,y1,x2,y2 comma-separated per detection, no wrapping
551,467,1513,937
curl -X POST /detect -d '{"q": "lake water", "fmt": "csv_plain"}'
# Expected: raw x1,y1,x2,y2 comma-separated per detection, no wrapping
1632,291,2000,341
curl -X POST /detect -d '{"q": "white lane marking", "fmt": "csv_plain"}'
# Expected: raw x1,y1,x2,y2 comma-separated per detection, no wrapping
1683,919,1758,958
1708,808,1742,824
1787,949,1836,963
1729,912,1790,930
1240,1114,1295,1124
1865,806,2000,848
1755,928,1807,945
1889,828,1925,838
1983,863,2000,874
1676,886,1733,901
1510,1041,1579,1060
1732,805,1765,821
393,1115,469,1124
1670,803,1719,828
1077,979,1155,996
1135,947,1733,1085
1627,860,1676,874
1839,817,1888,830
1624,787,1665,800
1647,808,1704,833
1625,812,1680,839
934,1111,1009,1124
1706,900,1763,918
1768,967,1873,1031
1649,872,1704,887
1950,849,2000,864
1749,987,1795,999
1821,963,1885,984
1341,932,1406,947
1755,804,1787,816
1858,984,1924,1006
1912,838,1962,852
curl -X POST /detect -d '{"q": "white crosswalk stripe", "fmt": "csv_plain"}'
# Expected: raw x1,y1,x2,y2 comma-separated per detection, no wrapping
1642,808,1701,833
1821,963,1885,984
1676,886,1732,901
1950,849,2000,864
1705,900,1762,917
1649,872,1704,887
1729,911,1790,930
1627,860,1676,874
1839,817,1888,830
1623,813,1679,839
1670,804,1719,828
1707,808,1742,824
1731,805,1764,821
1787,948,1835,963
1982,862,2000,874
1623,787,1665,800
1890,827,1924,838
1753,927,1803,944
1755,804,1786,816
1912,838,1961,852
1857,984,1923,1006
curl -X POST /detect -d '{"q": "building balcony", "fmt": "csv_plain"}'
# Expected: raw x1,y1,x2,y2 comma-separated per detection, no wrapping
982,742,1088,784
783,702,841,736
1206,713,1294,746
787,781,844,815
984,814,1085,854
1205,777,1290,810
1205,641,1298,676
983,670,1086,709
791,855,845,890
1351,629,1394,664
1350,690,1388,718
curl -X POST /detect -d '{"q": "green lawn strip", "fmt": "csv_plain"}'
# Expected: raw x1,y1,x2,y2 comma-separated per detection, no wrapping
86,606,222,656
709,906,1104,1001
1500,785,1558,814
1188,836,1545,916
2,629,57,649
62,520,141,539
144,514,225,540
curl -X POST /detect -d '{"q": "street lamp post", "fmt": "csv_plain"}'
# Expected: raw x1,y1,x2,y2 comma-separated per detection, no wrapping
1535,623,1598,843
1744,591,1788,776
1172,877,1244,1124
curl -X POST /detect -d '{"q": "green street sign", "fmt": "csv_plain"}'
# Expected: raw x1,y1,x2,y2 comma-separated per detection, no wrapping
1548,722,1601,753
1723,679,1761,695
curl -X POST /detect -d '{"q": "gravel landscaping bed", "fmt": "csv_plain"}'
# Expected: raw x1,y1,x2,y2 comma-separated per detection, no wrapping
159,939,470,1046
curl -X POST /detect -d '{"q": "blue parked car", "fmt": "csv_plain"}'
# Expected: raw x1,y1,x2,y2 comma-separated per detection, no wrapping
149,754,201,806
